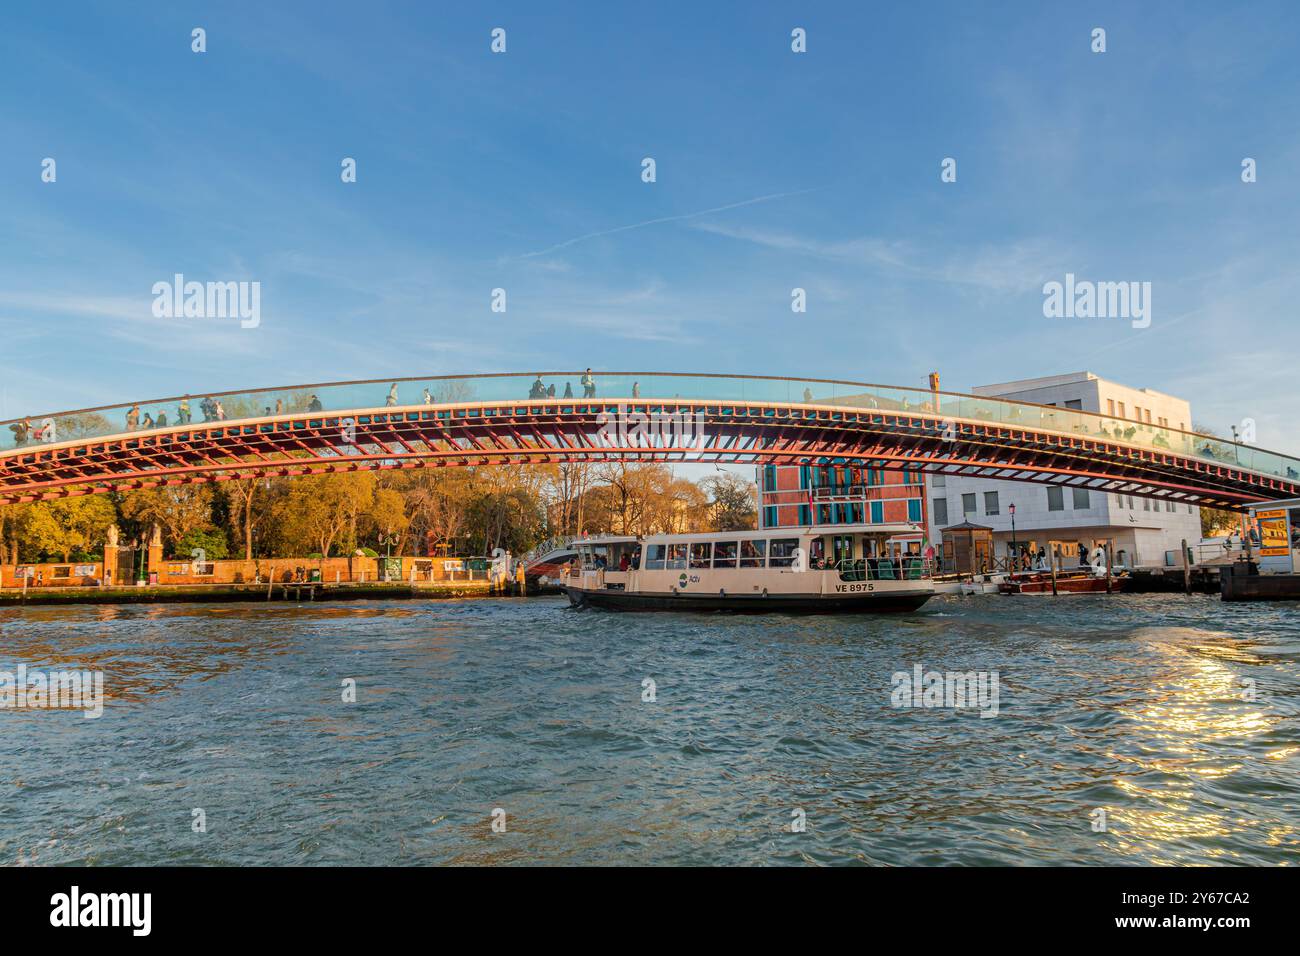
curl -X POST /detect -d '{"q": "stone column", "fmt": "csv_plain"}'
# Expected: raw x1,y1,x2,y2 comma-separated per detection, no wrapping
146,524,164,582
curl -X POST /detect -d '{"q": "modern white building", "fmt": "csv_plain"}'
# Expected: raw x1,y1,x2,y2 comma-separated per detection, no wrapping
925,371,1202,569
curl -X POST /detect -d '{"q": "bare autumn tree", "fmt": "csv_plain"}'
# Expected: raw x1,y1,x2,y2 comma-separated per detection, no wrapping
222,476,264,559
118,485,217,556
700,472,759,531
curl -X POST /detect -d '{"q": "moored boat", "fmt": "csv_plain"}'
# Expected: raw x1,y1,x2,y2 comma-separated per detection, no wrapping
997,568,1126,594
560,524,935,612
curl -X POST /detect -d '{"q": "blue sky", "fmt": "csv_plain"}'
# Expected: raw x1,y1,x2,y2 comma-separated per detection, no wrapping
2,1,1299,451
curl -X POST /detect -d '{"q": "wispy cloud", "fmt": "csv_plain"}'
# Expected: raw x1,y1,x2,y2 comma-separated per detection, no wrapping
693,222,1065,295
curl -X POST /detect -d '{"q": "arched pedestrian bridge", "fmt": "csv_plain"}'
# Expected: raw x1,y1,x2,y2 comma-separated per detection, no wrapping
2,372,1297,510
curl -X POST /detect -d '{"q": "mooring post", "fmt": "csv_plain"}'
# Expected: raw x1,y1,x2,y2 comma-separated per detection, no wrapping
1105,540,1113,593
1181,538,1191,594
1050,546,1059,596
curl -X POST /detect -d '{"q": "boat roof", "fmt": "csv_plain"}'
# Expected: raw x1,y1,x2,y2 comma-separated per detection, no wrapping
576,523,923,545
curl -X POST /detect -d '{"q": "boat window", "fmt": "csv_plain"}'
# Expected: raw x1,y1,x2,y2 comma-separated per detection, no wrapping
689,542,712,568
769,538,801,568
740,539,766,568
645,544,666,570
666,543,688,570
713,541,738,568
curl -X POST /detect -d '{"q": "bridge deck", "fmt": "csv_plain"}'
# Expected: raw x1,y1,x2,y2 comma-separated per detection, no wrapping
2,373,1296,509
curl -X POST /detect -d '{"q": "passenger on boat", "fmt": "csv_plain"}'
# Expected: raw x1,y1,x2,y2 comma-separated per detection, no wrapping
619,553,630,571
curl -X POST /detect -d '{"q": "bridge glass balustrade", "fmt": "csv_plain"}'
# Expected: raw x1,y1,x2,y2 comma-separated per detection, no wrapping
2,373,1297,484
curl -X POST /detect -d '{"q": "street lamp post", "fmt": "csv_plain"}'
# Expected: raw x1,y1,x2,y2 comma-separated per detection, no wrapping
378,532,398,581
1008,503,1018,571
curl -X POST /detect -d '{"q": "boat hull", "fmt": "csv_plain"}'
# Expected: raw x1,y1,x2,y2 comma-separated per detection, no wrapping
562,585,933,613
998,574,1123,594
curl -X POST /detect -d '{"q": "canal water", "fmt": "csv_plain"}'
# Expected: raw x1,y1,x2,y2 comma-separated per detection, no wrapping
1,595,1296,866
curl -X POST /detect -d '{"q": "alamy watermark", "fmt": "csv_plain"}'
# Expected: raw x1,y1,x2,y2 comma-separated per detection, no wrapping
1,665,104,719
891,664,1000,718
1042,273,1150,329
152,273,260,328
596,404,707,450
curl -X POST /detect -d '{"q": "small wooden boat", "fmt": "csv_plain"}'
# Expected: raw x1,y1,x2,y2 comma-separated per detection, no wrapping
997,569,1125,594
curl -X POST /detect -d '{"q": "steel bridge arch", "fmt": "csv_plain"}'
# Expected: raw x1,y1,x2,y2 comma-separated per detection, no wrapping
3,382,1297,510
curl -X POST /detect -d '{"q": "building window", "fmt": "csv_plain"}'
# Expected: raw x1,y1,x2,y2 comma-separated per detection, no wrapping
798,466,811,490
1047,487,1064,511
932,474,946,488
1065,399,1082,410
984,491,999,515
933,497,949,526
1107,399,1116,416
798,504,811,525
1143,497,1150,511
763,465,777,491
904,470,921,485
962,493,976,516
908,499,922,523
1165,500,1174,512
1118,402,1126,417
763,506,777,528
1072,488,1089,509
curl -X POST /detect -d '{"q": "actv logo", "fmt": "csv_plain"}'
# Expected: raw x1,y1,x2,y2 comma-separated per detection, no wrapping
49,886,151,936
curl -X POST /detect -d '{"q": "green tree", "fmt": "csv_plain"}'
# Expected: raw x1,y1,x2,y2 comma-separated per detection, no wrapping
12,497,117,562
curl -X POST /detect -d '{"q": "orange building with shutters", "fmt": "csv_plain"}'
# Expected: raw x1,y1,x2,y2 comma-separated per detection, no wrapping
756,463,929,554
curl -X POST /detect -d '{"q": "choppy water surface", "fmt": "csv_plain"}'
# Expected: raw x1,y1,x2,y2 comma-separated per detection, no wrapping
1,595,1297,866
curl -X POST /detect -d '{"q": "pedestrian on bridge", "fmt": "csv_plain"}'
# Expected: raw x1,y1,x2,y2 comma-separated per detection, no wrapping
141,412,155,429
308,395,323,412
563,382,573,398
126,405,141,430
582,369,596,398
386,383,399,407
177,397,191,424
529,375,546,399
422,388,433,405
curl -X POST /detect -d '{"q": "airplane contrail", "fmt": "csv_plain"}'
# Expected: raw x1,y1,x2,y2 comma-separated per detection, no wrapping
517,188,820,259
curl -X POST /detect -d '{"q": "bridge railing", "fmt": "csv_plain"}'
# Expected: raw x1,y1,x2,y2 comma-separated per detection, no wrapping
3,372,1298,485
